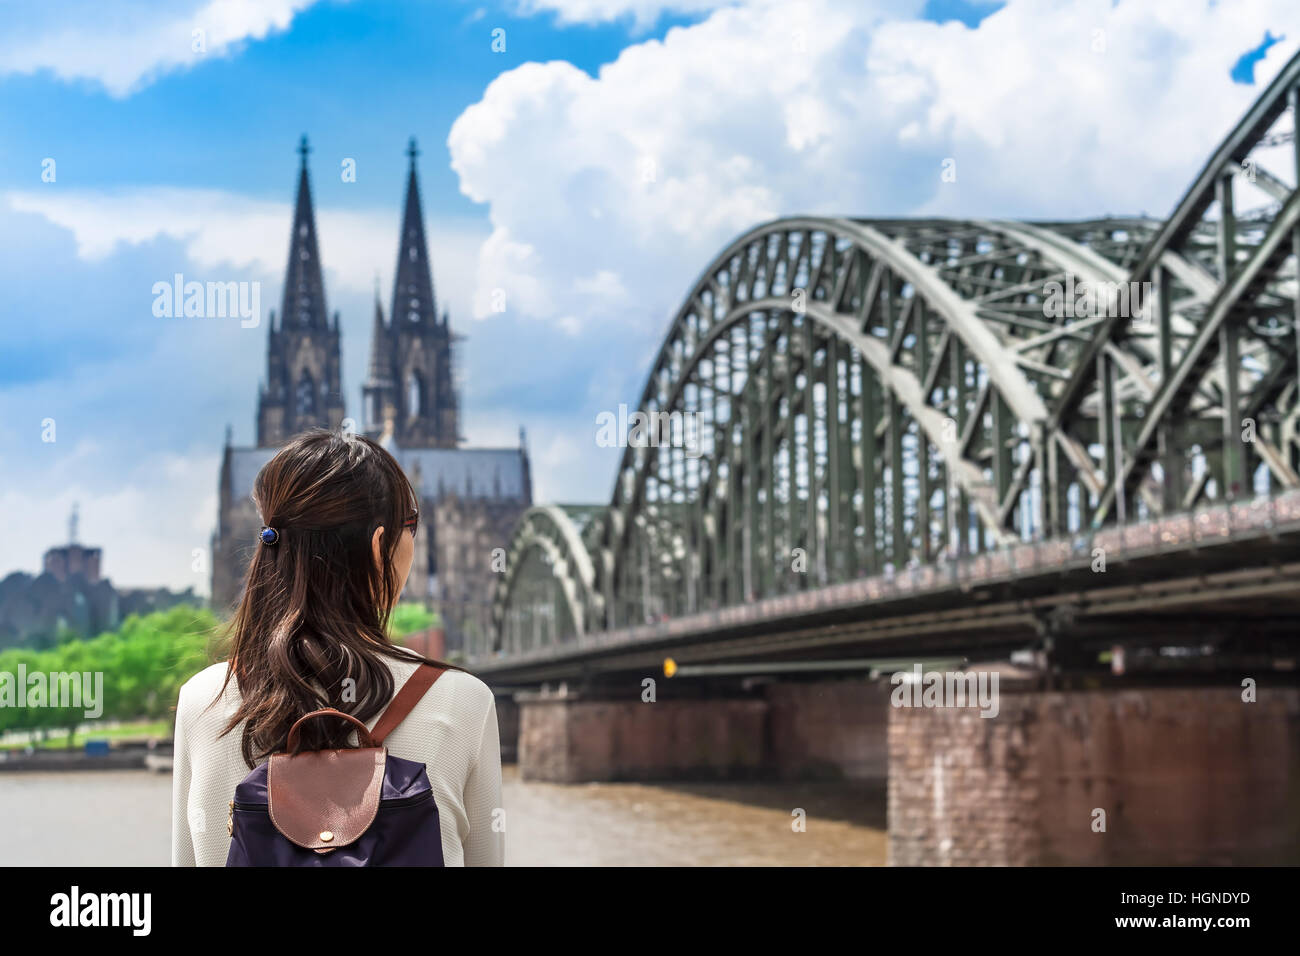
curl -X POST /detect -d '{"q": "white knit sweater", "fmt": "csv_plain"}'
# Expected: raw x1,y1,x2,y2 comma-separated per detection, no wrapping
171,655,504,866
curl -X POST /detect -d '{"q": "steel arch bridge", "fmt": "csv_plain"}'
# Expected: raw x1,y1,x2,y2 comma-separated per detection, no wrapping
479,50,1300,667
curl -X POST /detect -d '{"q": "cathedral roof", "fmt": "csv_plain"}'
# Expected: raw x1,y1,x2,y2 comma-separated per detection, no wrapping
226,446,528,502
395,447,529,500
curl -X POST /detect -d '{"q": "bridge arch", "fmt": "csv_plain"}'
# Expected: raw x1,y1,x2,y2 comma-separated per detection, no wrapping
489,48,1300,653
488,505,603,656
1050,50,1300,523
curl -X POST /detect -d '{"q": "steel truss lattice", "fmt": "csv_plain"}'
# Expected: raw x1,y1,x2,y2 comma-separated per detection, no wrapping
477,50,1300,662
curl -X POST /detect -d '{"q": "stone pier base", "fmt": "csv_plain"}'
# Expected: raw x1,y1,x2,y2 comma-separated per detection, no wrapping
515,678,891,783
888,686,1300,865
767,679,891,780
517,690,767,782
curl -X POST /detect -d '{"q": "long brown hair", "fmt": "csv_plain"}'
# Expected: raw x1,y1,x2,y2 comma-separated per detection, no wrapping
215,429,460,767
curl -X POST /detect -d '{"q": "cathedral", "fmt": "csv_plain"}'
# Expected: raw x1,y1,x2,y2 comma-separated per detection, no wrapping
211,137,532,651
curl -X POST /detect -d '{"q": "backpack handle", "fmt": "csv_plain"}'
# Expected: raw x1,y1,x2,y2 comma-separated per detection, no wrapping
285,708,377,753
282,665,446,753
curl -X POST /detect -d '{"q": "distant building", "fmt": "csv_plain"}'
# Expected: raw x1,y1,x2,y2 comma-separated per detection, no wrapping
42,504,101,584
211,137,532,650
0,505,198,650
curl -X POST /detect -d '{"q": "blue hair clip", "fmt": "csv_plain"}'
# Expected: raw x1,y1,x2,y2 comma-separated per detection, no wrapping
259,526,279,546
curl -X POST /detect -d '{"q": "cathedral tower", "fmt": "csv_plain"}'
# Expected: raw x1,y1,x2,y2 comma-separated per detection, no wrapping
214,136,530,634
364,138,460,447
257,136,346,445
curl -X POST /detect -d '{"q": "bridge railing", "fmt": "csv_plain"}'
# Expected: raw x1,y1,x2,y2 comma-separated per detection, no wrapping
471,488,1300,668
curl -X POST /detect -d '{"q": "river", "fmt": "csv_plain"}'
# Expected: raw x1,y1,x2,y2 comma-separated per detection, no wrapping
0,767,886,866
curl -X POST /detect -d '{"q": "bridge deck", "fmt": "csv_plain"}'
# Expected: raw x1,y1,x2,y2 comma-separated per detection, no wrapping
470,491,1300,682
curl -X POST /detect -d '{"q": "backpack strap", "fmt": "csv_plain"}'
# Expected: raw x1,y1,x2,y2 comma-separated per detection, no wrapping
370,663,445,745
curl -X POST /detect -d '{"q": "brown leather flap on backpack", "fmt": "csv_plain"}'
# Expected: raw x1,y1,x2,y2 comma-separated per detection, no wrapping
268,747,386,852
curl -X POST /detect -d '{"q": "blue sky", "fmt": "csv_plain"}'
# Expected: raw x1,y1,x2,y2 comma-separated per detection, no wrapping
0,0,1293,592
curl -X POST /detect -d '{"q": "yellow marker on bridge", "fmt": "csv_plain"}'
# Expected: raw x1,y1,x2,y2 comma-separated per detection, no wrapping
663,657,677,678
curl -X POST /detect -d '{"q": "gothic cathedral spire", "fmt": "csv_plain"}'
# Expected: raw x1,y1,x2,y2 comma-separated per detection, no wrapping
392,137,438,328
257,135,346,444
282,134,329,329
368,137,460,448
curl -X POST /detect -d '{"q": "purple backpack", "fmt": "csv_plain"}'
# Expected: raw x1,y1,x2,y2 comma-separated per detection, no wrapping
226,664,446,867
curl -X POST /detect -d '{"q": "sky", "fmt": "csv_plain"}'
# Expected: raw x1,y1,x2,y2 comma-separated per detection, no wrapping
0,0,1297,594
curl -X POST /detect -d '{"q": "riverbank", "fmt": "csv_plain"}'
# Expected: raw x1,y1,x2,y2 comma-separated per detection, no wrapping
0,740,172,772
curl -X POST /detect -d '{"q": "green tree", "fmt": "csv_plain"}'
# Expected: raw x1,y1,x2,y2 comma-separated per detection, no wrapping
0,605,218,746
387,603,439,642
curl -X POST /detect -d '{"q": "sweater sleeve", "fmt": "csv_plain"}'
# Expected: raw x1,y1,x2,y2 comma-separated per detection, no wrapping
170,686,196,867
462,693,504,867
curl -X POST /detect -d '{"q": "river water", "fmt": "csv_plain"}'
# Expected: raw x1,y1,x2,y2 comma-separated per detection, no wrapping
0,767,886,866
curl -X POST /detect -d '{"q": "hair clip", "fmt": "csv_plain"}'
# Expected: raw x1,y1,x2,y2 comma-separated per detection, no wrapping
259,526,280,546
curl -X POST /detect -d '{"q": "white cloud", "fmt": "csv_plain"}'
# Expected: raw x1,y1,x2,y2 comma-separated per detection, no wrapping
512,0,739,30
5,188,488,309
450,0,1300,341
0,0,321,97
573,269,627,299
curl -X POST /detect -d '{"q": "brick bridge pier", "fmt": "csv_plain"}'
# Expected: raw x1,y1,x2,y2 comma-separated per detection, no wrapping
499,678,1300,865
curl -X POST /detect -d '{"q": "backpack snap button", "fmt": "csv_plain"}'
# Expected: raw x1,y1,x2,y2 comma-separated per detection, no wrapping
319,830,334,843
